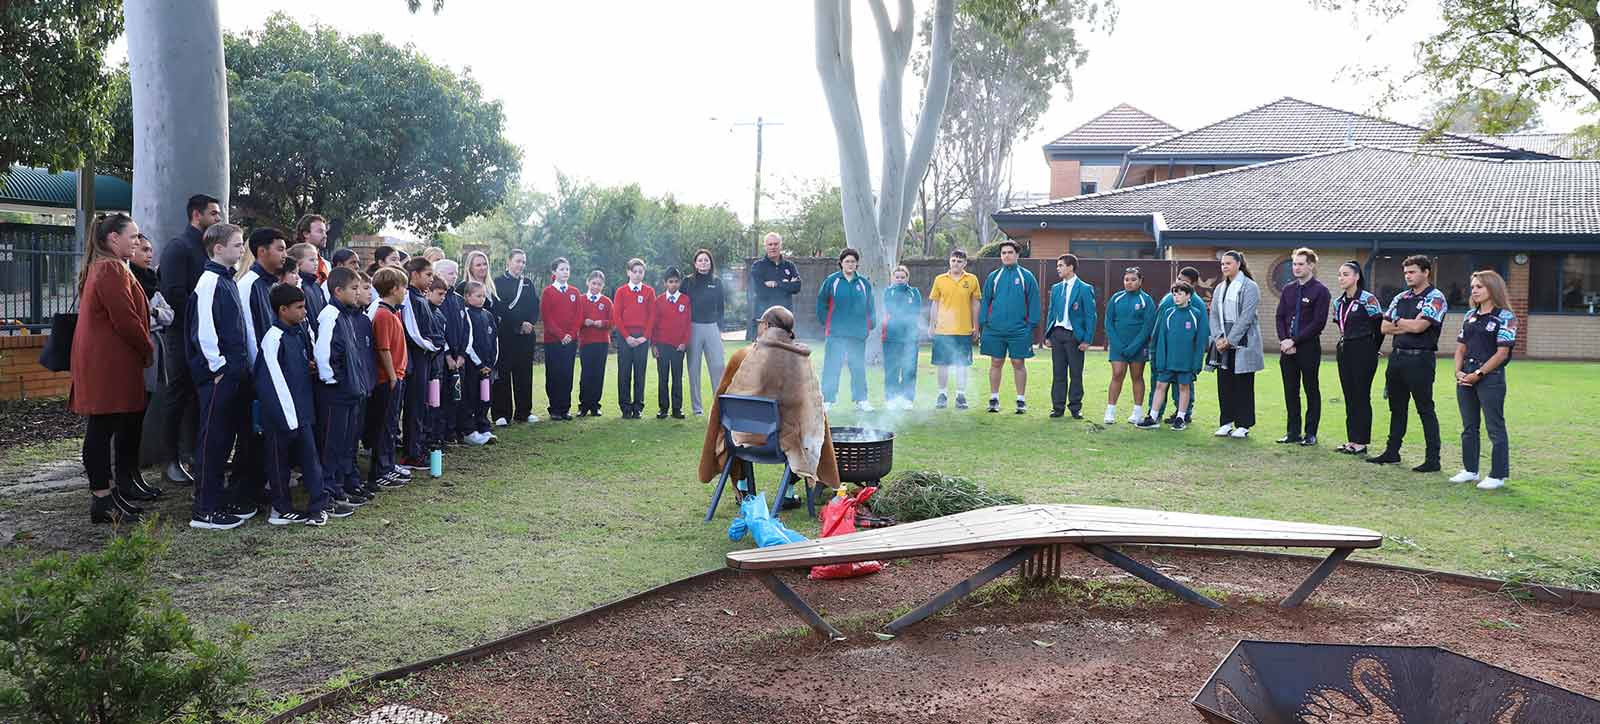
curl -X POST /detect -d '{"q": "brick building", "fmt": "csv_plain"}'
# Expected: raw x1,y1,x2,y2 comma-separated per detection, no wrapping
998,99,1598,360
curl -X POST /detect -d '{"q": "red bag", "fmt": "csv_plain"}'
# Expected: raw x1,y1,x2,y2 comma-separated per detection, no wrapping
809,487,884,580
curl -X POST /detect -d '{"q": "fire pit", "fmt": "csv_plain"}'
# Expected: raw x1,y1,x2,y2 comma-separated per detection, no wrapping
828,426,894,484
1193,640,1600,723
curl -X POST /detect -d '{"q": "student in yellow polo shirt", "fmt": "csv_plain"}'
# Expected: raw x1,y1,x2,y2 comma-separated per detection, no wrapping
928,249,982,409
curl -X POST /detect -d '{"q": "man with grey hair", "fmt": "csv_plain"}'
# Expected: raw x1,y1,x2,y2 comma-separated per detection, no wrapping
747,232,802,340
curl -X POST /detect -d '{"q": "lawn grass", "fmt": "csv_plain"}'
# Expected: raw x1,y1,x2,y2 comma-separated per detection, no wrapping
1,342,1596,719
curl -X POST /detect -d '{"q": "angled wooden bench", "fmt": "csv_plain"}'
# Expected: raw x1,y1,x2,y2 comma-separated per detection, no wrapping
726,504,1382,639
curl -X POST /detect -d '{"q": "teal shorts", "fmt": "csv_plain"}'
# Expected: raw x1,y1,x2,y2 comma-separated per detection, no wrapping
980,331,1034,360
1155,369,1196,385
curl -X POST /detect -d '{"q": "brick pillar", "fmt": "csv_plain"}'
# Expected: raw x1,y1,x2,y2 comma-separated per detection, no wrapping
1049,159,1082,199
1506,259,1530,356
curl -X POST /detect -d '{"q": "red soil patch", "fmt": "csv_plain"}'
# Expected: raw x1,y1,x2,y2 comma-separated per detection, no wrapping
328,548,1600,723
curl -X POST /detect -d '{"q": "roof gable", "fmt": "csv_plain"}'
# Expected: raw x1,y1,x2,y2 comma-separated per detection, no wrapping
1045,103,1180,150
997,146,1600,237
1126,97,1538,160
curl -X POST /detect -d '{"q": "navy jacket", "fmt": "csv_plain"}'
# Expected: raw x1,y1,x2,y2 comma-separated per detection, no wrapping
186,260,250,383
159,224,207,337
442,290,470,359
492,272,536,335
300,271,328,324
466,306,498,369
748,256,802,317
314,300,375,403
254,319,317,432
237,262,276,365
402,286,442,372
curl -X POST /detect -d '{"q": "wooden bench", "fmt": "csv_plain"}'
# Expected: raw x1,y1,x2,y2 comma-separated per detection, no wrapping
726,504,1382,639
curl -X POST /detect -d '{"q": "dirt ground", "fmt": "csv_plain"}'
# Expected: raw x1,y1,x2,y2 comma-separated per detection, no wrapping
0,397,82,456
308,547,1600,724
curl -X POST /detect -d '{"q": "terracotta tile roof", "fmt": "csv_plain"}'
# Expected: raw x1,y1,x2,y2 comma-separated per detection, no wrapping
1045,103,1180,150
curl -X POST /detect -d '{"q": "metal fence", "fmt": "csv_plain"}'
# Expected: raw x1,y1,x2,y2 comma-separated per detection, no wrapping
0,223,80,332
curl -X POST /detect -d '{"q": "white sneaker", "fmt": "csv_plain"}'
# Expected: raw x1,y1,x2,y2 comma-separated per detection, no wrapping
1448,470,1480,484
855,400,875,412
1214,423,1235,437
1128,408,1143,425
1104,406,1117,424
494,417,508,427
465,432,489,446
1229,426,1251,438
1476,477,1506,490
525,414,540,423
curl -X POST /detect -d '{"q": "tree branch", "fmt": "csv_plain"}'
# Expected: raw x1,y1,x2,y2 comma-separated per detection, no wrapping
1502,23,1600,102
896,0,955,256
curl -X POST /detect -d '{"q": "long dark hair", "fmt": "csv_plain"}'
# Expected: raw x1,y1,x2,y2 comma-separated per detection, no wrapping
79,213,135,296
692,248,715,275
1340,261,1367,296
368,245,399,275
1223,250,1253,280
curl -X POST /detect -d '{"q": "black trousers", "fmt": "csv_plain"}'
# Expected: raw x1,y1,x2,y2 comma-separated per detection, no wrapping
1216,368,1257,429
402,351,431,459
545,342,577,416
1279,338,1322,437
655,344,685,414
194,375,244,515
158,329,197,465
1336,337,1379,445
365,380,400,483
493,332,535,422
265,425,326,515
83,411,143,491
1047,327,1086,414
1383,351,1441,461
463,365,492,434
578,342,609,412
616,339,649,413
229,388,265,507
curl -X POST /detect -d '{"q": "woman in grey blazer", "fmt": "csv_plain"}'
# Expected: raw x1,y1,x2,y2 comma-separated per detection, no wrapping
1209,250,1263,438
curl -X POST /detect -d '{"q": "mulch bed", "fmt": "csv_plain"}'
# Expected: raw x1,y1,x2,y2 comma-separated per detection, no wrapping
331,547,1600,723
0,397,82,455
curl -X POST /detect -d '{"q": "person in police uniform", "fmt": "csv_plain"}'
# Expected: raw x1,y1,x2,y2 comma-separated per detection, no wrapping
1367,255,1448,472
1449,270,1518,491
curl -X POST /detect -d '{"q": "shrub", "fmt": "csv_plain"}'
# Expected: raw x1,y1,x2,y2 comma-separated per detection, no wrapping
0,522,251,723
976,240,1031,258
868,470,1024,523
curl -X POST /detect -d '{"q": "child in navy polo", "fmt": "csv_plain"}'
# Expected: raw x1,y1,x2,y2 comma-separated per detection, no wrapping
540,257,580,421
650,267,692,419
462,281,499,445
256,283,350,525
315,267,376,507
186,223,251,531
577,270,614,417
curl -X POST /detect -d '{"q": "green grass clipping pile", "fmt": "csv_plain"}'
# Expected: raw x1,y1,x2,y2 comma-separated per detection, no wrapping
868,470,1024,523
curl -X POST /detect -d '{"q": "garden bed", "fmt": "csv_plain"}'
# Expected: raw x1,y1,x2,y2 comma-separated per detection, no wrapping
295,547,1600,723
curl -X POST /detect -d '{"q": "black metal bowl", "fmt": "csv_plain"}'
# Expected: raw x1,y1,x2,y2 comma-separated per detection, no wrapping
829,426,894,483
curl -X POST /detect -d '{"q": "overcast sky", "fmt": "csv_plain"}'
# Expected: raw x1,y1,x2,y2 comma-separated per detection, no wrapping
115,1,1587,229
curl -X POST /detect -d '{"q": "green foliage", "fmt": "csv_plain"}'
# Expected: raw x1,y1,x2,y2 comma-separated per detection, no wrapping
1484,547,1600,593
1425,88,1544,134
0,522,252,723
0,0,125,188
763,178,847,258
976,239,1030,257
869,470,1024,522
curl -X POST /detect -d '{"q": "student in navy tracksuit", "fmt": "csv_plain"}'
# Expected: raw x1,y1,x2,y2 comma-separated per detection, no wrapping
425,278,453,447
400,257,442,464
315,267,376,506
462,281,498,444
290,242,327,324
186,224,251,530
255,284,341,526
434,260,471,440
235,228,288,511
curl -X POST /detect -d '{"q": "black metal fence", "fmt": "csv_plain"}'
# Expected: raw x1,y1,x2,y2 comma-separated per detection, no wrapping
0,223,80,332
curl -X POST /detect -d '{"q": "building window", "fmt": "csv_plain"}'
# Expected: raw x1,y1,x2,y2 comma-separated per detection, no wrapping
1529,253,1600,314
1368,253,1507,311
1079,181,1099,195
1070,240,1155,259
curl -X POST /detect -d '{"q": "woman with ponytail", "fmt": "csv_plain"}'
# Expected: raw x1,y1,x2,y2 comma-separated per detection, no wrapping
1207,250,1263,438
1333,261,1384,454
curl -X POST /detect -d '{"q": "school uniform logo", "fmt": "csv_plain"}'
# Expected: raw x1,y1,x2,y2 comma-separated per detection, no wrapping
1134,301,1143,310
678,304,685,313
636,295,644,303
569,294,577,302
1486,321,1498,332
1185,321,1193,329
598,304,606,311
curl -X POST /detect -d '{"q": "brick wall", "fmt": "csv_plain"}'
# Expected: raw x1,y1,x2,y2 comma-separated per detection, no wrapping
1023,228,1155,259
1169,245,1371,354
0,334,70,400
1048,159,1082,199
1525,314,1600,359
1506,260,1530,357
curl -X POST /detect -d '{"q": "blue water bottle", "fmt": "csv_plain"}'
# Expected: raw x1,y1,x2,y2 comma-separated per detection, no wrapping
429,449,443,478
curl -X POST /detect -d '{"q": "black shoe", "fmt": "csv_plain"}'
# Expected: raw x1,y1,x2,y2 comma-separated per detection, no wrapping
1276,434,1303,444
91,494,141,525
118,477,160,502
657,410,669,419
164,460,196,485
324,502,357,519
1366,450,1402,465
955,394,969,410
1049,409,1064,418
223,503,258,520
1135,416,1161,430
1070,411,1084,420
986,398,1000,413
110,488,145,516
935,392,948,409
376,475,407,489
591,409,603,417
189,510,245,530
1171,417,1189,431
1163,415,1179,426
1412,460,1441,473
128,470,165,498
779,495,803,511
1299,435,1317,447
345,491,372,506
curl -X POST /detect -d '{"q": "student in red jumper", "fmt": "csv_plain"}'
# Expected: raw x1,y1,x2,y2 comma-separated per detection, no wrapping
650,266,692,419
540,258,581,421
577,270,615,417
611,258,656,419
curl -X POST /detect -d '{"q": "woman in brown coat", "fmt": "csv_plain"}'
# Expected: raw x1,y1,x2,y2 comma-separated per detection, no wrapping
70,213,155,524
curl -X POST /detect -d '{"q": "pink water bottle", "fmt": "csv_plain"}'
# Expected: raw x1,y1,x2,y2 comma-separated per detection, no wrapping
479,377,491,402
427,378,441,407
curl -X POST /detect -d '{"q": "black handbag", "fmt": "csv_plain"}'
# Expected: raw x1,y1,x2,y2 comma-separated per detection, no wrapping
37,312,78,372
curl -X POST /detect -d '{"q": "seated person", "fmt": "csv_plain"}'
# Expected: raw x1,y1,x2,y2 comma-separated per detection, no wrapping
698,306,840,503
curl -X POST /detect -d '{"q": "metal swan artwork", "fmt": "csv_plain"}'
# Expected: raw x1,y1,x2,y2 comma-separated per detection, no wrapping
1296,656,1403,724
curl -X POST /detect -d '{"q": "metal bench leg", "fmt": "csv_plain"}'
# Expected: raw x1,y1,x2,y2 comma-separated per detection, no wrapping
884,546,1039,634
1280,547,1353,608
704,454,736,522
1079,544,1223,609
758,572,845,640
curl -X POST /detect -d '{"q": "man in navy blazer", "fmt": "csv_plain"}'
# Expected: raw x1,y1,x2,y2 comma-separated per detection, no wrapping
1041,254,1097,419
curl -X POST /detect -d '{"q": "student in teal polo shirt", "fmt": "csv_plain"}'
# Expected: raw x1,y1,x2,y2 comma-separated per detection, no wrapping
1138,281,1208,431
815,248,876,411
881,265,923,410
1148,266,1205,423
978,240,1040,414
1103,266,1156,424
1042,254,1097,419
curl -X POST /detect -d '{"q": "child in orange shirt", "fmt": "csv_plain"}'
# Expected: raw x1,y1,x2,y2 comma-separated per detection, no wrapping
366,267,410,491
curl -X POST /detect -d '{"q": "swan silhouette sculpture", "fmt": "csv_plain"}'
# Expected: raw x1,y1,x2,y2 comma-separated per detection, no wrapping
1297,656,1403,723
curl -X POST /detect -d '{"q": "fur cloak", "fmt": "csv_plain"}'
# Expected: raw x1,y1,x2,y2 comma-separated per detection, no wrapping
697,329,840,489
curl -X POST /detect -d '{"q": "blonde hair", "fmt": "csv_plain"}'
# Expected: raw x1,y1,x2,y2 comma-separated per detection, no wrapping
1471,270,1513,313
462,249,496,300
286,242,318,265
1293,247,1318,264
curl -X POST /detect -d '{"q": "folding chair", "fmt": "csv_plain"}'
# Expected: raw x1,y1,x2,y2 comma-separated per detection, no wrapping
704,394,817,522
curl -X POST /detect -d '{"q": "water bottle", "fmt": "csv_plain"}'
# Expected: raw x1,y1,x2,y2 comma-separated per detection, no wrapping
429,449,443,478
427,378,441,408
480,376,492,402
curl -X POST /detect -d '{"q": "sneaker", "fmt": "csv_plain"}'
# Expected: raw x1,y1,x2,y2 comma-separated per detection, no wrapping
189,511,245,530
1476,477,1506,490
955,394,969,410
1104,408,1117,425
1448,470,1480,483
1135,416,1160,430
377,475,407,489
1214,423,1235,437
391,465,413,479
1164,415,1178,426
268,509,313,526
1128,410,1143,425
324,502,357,519
986,398,1000,413
224,503,258,521
465,431,489,446
671,412,685,420
1014,399,1027,415
494,417,508,427
525,414,541,423
935,392,948,410
657,410,669,419
855,400,874,412
1171,417,1189,431
305,511,328,527
398,456,426,469
1229,427,1250,439
343,492,371,507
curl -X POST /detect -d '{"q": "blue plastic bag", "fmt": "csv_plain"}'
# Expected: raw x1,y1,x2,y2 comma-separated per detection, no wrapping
727,493,807,548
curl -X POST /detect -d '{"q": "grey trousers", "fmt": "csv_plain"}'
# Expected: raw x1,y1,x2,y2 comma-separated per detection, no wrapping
687,322,725,415
1457,370,1510,479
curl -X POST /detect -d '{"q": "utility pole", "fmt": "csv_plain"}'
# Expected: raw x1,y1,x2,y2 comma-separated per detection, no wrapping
730,117,781,257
